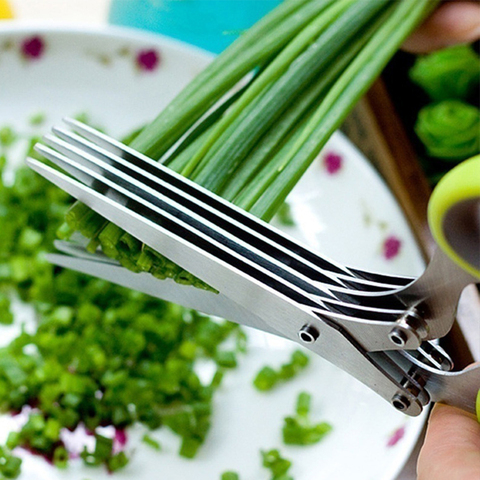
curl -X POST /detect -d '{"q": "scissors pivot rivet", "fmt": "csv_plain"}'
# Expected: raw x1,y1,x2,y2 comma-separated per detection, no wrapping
298,324,320,344
391,393,411,412
388,327,409,347
397,309,426,343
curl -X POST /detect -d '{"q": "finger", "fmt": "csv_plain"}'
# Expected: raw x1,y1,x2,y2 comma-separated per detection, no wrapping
417,403,480,480
403,1,480,53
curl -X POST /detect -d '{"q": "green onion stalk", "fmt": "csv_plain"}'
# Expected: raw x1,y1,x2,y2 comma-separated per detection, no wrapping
60,0,439,288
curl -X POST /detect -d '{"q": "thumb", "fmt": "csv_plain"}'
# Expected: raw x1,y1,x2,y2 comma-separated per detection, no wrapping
417,403,480,480
403,1,480,53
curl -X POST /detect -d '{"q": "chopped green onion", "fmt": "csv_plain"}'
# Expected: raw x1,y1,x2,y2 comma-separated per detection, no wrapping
0,445,22,479
107,452,129,472
275,203,295,227
0,293,13,325
254,366,279,392
296,391,311,417
29,113,46,127
215,350,238,369
142,434,162,451
0,126,246,474
179,436,203,459
0,126,17,148
261,449,292,479
221,472,240,480
53,446,69,469
253,350,309,391
282,392,332,445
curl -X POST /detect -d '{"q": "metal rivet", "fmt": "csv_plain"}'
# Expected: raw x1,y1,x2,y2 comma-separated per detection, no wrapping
298,324,319,344
391,393,410,411
388,327,408,347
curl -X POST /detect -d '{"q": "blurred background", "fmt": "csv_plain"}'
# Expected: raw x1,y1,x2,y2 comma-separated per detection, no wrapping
5,0,479,188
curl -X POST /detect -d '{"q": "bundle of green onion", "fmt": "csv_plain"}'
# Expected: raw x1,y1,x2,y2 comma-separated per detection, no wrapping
60,0,439,286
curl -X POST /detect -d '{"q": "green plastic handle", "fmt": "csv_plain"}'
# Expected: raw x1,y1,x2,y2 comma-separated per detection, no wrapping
428,155,480,280
477,390,480,423
428,156,480,423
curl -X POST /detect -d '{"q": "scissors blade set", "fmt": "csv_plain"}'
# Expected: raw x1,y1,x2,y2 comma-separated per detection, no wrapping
26,119,480,417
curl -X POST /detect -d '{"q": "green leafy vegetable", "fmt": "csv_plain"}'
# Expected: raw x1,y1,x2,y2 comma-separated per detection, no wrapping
221,472,240,480
0,445,22,480
0,125,245,474
282,392,332,445
276,202,296,227
261,449,293,480
142,434,162,451
253,349,309,391
410,44,480,101
415,100,480,160
59,0,438,287
0,293,13,325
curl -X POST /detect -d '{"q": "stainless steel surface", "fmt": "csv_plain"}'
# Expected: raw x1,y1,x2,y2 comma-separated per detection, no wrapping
47,250,285,338
26,120,480,417
29,143,422,351
62,118,414,289
391,248,477,340
402,352,480,414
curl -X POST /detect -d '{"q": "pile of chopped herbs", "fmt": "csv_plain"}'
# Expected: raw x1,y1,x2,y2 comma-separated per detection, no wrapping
0,118,321,478
0,121,244,476
57,0,439,287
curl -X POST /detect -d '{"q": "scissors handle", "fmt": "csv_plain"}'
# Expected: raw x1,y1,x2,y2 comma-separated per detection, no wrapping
428,155,480,280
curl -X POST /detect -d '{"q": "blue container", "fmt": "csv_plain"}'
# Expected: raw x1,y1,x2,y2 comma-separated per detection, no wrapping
109,0,281,54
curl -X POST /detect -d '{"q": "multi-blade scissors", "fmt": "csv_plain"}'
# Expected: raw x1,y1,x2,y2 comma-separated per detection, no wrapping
26,119,480,418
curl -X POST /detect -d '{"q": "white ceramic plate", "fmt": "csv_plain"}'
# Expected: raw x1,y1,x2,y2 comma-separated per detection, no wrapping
0,24,427,480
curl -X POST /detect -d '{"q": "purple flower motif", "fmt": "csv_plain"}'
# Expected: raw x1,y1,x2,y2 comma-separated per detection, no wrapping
387,425,405,447
323,151,343,174
136,48,160,72
114,428,128,449
383,235,402,260
21,35,45,60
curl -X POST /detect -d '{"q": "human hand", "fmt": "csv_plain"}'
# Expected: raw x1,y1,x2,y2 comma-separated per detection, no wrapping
404,1,480,53
417,403,480,480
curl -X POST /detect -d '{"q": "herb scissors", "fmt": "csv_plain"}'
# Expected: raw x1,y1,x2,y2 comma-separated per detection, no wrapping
26,119,480,418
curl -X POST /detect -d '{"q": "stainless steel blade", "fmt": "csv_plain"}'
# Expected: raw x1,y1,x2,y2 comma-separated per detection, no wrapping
27,158,431,415
27,156,422,351
40,132,410,312
62,118,412,289
46,251,285,338
36,138,411,321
